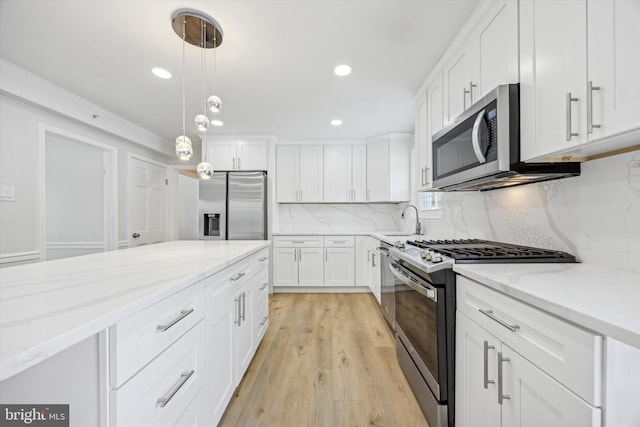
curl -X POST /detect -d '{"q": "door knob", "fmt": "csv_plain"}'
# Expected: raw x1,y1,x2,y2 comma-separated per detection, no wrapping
132,232,141,238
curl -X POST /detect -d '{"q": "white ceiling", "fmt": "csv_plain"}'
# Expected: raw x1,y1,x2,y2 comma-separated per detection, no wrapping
0,0,477,145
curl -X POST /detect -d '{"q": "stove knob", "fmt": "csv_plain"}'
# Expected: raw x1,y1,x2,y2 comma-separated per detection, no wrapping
432,253,443,263
421,250,432,261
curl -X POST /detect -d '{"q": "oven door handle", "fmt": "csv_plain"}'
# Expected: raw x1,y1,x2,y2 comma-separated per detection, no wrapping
390,262,437,302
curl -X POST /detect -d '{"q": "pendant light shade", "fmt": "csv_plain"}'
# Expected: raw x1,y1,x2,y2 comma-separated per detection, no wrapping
194,114,209,131
207,95,222,113
175,135,193,160
197,161,214,179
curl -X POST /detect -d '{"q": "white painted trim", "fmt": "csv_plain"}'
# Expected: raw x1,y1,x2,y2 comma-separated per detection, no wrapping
273,286,370,294
38,123,119,260
45,242,107,250
0,59,173,157
118,240,129,249
98,329,109,427
0,251,41,265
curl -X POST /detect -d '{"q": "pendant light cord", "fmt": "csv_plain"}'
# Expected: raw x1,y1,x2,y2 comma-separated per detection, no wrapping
181,18,186,138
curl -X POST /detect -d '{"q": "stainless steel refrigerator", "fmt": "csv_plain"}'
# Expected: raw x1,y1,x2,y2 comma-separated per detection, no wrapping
198,171,267,240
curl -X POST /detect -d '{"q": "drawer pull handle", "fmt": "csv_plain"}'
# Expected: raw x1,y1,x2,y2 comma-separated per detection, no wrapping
497,352,510,405
231,272,246,281
260,316,269,326
157,369,195,408
292,241,305,244
157,308,194,332
259,282,269,291
479,308,520,332
259,256,268,261
331,240,348,243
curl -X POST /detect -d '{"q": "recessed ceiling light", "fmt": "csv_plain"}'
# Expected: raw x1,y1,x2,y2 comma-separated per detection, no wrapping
211,120,224,127
334,64,352,76
152,68,172,79
331,119,343,126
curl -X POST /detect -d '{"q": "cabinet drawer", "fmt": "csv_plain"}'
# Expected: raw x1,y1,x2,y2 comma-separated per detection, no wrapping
203,256,254,312
323,235,355,247
273,235,323,247
110,321,205,426
255,268,270,302
109,282,204,387
254,247,269,271
457,276,602,406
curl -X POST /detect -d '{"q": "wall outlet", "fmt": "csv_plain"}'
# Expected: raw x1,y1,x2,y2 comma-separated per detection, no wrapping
0,185,16,202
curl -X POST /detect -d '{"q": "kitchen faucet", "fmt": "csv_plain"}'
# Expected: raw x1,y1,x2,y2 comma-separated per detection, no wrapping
401,204,422,235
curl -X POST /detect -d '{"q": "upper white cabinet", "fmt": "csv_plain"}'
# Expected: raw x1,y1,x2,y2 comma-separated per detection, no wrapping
323,145,367,202
443,40,476,124
474,0,519,99
416,71,445,191
206,139,268,171
520,0,640,161
366,134,411,202
276,145,323,203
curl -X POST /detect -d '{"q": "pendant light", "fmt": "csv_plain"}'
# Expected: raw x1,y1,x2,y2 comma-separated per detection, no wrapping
174,16,193,160
170,9,223,168
207,28,222,113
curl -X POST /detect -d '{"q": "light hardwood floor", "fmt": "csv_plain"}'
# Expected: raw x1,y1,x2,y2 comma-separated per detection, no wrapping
219,293,430,427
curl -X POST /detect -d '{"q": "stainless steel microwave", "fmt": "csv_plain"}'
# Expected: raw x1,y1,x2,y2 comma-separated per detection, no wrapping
431,84,580,191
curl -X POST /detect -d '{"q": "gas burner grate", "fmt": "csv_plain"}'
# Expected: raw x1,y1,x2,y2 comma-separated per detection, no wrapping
405,239,576,263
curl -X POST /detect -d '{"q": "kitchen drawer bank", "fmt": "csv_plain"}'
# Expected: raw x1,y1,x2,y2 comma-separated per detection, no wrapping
0,240,270,427
454,263,640,427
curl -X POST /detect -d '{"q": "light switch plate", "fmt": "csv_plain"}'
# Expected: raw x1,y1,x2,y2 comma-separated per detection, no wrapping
0,185,16,202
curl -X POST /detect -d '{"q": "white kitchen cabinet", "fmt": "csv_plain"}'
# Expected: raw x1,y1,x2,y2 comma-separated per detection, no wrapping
276,145,323,202
456,313,601,427
443,40,476,124
456,276,602,427
323,145,366,202
233,275,255,383
520,0,640,162
354,236,368,287
366,134,411,202
359,237,381,303
474,0,519,99
253,268,270,343
206,139,268,171
272,236,324,286
323,236,355,286
415,90,430,191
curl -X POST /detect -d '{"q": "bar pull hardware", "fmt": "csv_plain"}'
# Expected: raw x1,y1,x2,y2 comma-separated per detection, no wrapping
294,248,297,261
233,157,237,170
367,189,370,201
157,370,195,408
469,81,477,104
498,352,510,405
260,316,269,326
231,272,246,281
298,248,302,262
259,282,269,291
566,92,579,141
587,81,601,134
234,296,242,325
372,252,377,267
292,241,305,244
259,256,268,261
325,248,328,261
367,249,371,262
332,240,348,244
240,292,246,321
237,157,241,169
463,87,470,110
479,308,520,332
484,340,496,389
157,308,194,332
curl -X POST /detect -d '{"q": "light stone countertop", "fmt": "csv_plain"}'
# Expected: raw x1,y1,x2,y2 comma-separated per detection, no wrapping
272,231,417,245
0,240,269,381
453,263,640,349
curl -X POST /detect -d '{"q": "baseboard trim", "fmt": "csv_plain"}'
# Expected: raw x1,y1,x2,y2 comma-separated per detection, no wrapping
0,251,41,266
273,286,370,294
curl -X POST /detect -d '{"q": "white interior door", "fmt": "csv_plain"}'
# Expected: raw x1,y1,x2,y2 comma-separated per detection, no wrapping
43,130,116,261
129,157,167,246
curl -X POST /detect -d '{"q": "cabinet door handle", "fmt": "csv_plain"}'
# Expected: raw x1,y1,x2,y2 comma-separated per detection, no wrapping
259,256,268,261
469,81,477,104
231,272,246,281
372,252,377,267
260,315,269,326
259,282,269,291
497,352,510,405
463,87,470,110
587,81,601,134
566,92,579,141
294,248,297,261
367,189,370,201
298,248,302,262
325,248,328,261
332,240,348,244
233,157,236,170
479,308,520,332
292,240,305,244
483,340,495,389
237,157,241,169
367,249,371,262
353,189,356,200
240,292,246,321
157,308,194,332
234,296,242,325
157,370,195,408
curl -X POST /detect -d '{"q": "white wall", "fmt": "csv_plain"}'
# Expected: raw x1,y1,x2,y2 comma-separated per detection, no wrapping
402,149,640,274
0,95,173,266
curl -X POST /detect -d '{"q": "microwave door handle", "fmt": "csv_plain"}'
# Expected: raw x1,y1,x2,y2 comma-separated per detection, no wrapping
471,108,487,164
390,263,437,302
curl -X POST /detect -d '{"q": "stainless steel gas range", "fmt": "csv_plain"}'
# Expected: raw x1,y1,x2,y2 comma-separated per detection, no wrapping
389,239,576,427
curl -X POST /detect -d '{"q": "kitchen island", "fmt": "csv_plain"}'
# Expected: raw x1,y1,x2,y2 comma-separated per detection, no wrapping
0,240,270,426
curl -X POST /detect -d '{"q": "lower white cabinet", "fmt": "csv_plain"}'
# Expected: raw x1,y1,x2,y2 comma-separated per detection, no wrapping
456,276,602,427
324,247,355,286
233,274,256,382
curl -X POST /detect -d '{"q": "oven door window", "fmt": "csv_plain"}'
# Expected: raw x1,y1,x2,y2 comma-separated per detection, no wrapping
395,282,439,378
